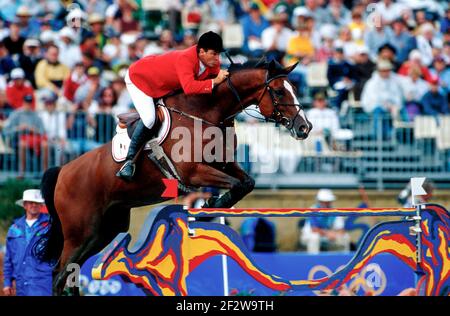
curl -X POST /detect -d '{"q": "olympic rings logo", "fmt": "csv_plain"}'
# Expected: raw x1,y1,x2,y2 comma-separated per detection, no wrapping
308,263,387,296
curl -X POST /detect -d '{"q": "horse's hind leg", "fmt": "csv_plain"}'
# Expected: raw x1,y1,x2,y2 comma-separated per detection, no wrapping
58,206,131,295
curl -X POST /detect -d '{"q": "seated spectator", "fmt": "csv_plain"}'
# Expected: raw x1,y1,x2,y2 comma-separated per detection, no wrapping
307,92,353,145
38,91,67,166
18,39,42,88
421,77,448,117
5,68,35,110
335,26,359,60
361,60,403,139
102,29,126,67
3,95,48,174
429,55,450,95
416,23,442,67
323,0,351,27
389,18,416,64
66,102,100,155
206,0,234,34
441,8,450,34
303,0,328,27
110,73,131,116
398,49,433,82
57,27,82,69
399,65,429,121
315,24,336,62
347,7,366,46
377,43,400,71
327,45,355,109
34,44,70,96
240,3,270,58
88,13,107,50
88,87,118,144
114,0,141,35
352,46,376,101
14,5,41,38
364,14,394,60
300,189,350,253
284,22,314,95
62,62,87,104
0,41,15,79
261,11,293,62
374,0,404,25
74,66,104,107
3,20,25,56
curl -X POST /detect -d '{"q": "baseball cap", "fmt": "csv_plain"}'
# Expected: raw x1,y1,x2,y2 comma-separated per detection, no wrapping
24,38,40,47
316,189,336,202
10,68,25,79
87,66,100,76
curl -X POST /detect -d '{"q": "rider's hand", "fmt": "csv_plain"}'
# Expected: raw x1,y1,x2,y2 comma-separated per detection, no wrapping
213,69,229,85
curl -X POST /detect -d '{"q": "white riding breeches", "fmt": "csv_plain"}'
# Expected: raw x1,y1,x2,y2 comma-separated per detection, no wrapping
125,70,156,129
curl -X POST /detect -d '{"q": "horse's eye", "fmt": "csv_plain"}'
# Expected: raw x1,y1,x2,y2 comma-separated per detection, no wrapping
275,89,284,96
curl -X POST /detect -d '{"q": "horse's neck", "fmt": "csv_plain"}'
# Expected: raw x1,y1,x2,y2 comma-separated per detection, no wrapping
165,70,265,125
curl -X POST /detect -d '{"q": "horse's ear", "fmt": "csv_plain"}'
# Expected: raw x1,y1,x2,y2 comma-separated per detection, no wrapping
268,59,277,73
284,62,299,74
255,55,268,68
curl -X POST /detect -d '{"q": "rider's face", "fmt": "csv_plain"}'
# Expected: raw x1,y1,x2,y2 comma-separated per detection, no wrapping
198,48,220,68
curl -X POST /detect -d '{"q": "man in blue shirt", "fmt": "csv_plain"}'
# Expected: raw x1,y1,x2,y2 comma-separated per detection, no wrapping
240,3,269,58
2,189,53,296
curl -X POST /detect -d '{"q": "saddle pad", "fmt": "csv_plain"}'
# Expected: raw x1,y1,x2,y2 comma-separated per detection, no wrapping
112,106,171,162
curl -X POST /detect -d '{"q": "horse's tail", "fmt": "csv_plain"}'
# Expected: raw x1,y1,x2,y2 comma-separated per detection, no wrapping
35,167,63,265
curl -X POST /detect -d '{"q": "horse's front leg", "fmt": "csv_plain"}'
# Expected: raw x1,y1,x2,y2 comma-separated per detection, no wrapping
199,162,255,209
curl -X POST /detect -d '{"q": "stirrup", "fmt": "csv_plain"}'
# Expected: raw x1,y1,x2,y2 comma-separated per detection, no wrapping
116,160,136,181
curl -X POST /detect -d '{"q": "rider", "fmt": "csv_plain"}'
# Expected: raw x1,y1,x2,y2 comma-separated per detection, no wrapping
116,31,230,181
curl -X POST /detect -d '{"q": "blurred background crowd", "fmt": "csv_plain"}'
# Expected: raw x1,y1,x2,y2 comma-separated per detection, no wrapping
0,0,448,181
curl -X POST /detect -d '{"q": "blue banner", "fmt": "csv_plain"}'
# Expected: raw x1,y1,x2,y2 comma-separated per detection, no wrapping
80,252,414,296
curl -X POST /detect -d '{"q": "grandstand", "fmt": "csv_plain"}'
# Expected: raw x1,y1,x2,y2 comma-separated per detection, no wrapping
0,0,449,189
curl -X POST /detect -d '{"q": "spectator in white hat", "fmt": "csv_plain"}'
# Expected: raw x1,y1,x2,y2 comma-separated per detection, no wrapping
416,23,442,67
3,189,52,296
15,5,40,38
5,68,35,110
299,189,350,254
57,27,82,68
19,39,42,88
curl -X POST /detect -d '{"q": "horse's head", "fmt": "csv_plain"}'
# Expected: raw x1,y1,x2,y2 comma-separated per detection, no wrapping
255,59,312,140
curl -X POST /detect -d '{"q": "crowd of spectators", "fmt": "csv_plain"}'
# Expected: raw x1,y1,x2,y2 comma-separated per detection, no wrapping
0,0,449,171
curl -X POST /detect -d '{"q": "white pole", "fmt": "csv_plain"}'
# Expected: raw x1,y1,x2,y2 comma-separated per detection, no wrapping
220,216,229,296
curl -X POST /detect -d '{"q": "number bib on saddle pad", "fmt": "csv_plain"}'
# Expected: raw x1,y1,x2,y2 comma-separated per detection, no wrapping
111,106,171,162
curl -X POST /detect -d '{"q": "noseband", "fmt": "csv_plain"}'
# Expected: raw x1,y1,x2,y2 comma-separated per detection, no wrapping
226,71,303,129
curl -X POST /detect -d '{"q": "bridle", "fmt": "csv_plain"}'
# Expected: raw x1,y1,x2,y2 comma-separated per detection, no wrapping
225,70,303,130
162,69,303,130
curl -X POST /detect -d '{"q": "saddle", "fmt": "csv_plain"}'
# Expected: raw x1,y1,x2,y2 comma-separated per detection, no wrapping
117,107,165,138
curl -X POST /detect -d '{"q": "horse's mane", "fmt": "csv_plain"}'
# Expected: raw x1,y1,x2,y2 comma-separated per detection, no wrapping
227,56,289,79
163,57,288,101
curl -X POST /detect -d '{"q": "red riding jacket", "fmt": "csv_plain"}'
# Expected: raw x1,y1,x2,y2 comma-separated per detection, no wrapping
128,45,220,98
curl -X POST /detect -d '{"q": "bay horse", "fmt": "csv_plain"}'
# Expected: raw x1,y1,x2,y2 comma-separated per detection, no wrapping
38,58,312,295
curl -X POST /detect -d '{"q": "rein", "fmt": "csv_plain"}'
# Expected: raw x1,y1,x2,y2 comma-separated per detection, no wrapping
161,70,303,129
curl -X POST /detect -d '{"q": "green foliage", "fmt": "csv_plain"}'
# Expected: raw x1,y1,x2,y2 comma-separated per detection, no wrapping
0,178,37,231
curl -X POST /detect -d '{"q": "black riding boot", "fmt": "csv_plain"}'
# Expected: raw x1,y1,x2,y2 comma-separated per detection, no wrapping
116,120,153,181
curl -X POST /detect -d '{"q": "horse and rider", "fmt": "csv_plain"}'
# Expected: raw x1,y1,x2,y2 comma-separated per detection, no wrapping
38,30,312,295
